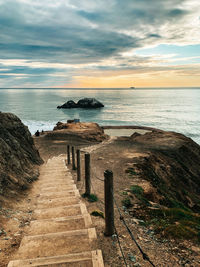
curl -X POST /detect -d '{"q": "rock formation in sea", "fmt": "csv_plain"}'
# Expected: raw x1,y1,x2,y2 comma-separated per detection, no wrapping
57,98,104,109
0,112,43,197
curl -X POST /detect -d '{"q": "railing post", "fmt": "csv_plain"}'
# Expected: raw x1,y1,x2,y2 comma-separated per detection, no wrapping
76,149,81,181
67,145,70,164
72,146,76,170
85,153,91,195
104,170,114,236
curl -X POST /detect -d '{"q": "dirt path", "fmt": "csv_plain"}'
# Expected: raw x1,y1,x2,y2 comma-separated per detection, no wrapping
6,155,104,267
81,136,117,154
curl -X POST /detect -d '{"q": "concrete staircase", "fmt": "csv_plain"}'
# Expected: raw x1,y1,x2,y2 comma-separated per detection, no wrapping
8,156,104,267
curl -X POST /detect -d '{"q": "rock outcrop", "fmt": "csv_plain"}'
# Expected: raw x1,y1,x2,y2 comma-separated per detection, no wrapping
0,112,43,197
130,130,200,211
57,98,104,109
57,100,77,109
52,121,108,142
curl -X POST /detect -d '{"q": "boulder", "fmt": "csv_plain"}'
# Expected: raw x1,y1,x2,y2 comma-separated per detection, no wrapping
0,112,43,197
57,98,104,109
57,100,77,109
77,98,104,108
52,122,108,142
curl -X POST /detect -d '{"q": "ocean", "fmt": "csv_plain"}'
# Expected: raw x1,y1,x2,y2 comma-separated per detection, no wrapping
0,88,200,144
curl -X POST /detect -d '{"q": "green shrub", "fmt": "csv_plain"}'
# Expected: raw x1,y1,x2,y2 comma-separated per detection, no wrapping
91,210,104,218
168,199,191,212
122,197,132,208
125,167,137,176
148,207,200,241
130,185,150,206
164,224,197,239
121,191,128,196
82,193,98,202
130,185,144,195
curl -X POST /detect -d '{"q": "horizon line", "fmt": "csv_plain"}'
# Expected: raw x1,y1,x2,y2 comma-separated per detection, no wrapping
0,86,200,89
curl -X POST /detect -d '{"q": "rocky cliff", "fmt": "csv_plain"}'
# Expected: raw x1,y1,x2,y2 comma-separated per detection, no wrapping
130,130,200,212
0,112,43,198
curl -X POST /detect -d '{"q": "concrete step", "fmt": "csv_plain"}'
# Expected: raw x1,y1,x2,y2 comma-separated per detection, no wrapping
35,189,80,200
36,182,75,190
36,196,80,209
43,162,66,165
38,174,73,180
7,157,104,267
13,228,97,259
38,175,72,181
40,184,76,193
8,250,104,267
41,162,66,166
39,171,68,175
33,203,88,220
36,179,74,186
28,214,92,235
38,182,75,187
39,172,72,176
40,165,66,168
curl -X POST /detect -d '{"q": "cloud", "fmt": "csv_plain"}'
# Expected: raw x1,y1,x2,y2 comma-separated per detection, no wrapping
0,0,199,87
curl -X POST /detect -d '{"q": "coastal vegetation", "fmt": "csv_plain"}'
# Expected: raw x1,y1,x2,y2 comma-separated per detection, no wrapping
123,183,200,241
82,193,98,202
91,210,104,218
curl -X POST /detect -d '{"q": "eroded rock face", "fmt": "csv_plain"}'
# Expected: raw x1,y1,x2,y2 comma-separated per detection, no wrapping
0,112,43,197
57,98,104,109
52,122,108,142
130,130,200,211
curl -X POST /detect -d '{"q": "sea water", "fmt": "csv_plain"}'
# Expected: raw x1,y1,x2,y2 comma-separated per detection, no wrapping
0,88,200,144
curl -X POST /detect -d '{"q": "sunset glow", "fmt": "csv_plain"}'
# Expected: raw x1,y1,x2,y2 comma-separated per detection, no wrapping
0,0,200,88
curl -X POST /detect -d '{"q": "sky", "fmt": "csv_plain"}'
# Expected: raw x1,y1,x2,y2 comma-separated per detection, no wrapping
0,0,200,88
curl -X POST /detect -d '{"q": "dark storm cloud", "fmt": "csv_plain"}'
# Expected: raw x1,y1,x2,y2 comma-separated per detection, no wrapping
0,0,190,63
0,21,138,63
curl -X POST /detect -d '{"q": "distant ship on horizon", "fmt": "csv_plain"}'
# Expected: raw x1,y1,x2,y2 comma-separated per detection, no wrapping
130,86,135,89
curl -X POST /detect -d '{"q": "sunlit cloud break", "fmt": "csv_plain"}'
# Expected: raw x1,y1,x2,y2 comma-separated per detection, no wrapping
0,0,200,88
